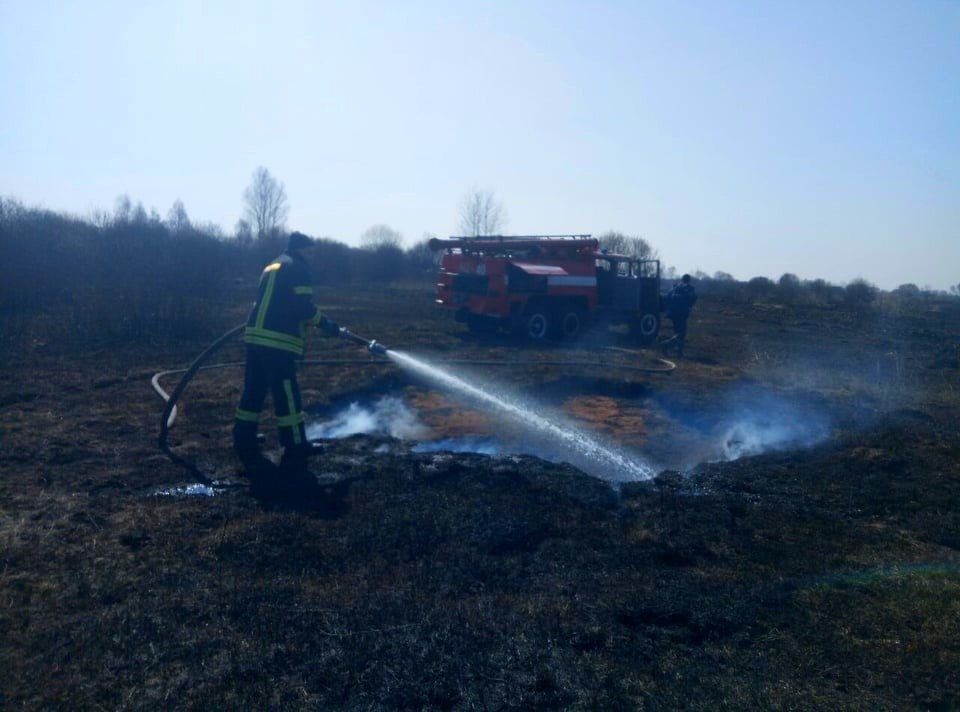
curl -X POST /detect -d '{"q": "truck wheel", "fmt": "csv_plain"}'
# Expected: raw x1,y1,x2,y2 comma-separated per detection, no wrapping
632,313,660,344
559,310,586,339
525,311,551,340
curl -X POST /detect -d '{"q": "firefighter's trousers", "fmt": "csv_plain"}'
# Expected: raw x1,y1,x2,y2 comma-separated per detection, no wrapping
662,313,689,356
233,345,307,454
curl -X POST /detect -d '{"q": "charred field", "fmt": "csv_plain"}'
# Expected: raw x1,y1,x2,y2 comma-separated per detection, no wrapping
2,284,959,709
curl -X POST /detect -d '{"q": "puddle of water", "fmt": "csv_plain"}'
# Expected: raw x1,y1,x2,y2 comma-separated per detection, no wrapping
154,483,218,497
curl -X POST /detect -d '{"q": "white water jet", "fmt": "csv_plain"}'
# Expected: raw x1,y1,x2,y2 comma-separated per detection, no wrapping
388,350,656,481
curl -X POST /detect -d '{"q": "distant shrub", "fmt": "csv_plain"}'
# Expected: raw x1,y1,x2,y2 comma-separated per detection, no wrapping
405,238,438,278
844,278,877,309
801,278,830,305
746,276,776,302
360,242,406,283
892,283,921,303
777,273,801,303
309,238,354,285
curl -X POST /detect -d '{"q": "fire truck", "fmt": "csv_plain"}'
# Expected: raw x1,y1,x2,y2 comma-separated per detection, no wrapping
428,235,661,342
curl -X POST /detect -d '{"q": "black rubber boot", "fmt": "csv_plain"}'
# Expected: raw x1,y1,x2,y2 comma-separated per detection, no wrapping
235,443,274,474
277,447,320,497
280,445,309,472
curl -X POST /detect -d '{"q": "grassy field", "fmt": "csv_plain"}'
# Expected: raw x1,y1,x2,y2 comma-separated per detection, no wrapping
1,282,958,709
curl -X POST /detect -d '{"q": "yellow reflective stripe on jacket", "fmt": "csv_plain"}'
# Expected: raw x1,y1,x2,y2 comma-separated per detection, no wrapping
255,269,279,330
244,328,305,355
244,326,303,349
294,286,313,295
234,408,260,423
244,336,301,355
244,335,303,355
309,309,324,325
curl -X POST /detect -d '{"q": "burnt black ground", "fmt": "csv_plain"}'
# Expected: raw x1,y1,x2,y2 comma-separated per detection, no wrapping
1,283,959,709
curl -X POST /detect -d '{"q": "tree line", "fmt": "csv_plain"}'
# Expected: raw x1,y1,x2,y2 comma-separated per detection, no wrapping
0,172,955,352
0,195,436,352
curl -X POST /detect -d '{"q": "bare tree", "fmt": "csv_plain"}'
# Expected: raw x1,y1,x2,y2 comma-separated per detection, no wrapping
131,201,148,225
457,189,506,236
596,230,658,260
360,224,403,250
167,199,191,234
243,166,289,239
234,218,253,247
114,194,132,224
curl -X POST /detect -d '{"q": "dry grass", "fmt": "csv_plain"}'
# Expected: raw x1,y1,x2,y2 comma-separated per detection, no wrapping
1,285,959,708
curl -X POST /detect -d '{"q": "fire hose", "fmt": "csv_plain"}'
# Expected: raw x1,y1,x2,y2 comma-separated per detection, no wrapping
152,325,386,455
151,324,675,475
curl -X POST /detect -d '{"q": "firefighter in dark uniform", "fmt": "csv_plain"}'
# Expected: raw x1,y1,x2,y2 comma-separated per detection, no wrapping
660,273,697,358
233,231,339,487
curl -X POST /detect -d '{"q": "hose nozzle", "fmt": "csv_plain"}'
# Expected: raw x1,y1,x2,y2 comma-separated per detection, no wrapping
337,326,387,354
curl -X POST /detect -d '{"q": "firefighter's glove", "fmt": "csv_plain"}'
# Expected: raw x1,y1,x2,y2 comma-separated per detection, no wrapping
317,316,340,337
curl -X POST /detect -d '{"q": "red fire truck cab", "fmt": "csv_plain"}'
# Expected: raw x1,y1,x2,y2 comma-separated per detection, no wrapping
428,235,661,342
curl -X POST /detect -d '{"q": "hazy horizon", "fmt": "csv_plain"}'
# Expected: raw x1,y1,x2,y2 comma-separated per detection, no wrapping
2,1,957,290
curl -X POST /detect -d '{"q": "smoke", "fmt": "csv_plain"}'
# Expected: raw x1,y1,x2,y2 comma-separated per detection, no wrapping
306,384,831,478
652,385,834,471
306,396,429,440
306,394,628,475
709,390,830,463
307,398,553,460
716,414,827,461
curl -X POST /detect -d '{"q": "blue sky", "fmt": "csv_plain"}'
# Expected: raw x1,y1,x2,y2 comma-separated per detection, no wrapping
2,0,957,289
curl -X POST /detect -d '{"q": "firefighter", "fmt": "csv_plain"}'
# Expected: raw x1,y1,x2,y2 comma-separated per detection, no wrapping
233,231,340,491
660,273,697,357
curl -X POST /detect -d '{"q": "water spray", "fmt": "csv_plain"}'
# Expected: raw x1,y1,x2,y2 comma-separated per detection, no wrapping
386,350,657,481
152,321,668,480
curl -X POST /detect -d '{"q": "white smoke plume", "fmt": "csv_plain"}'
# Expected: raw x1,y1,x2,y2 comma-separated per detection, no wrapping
710,390,830,462
717,415,828,461
306,396,429,440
